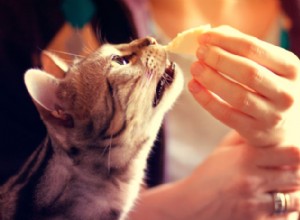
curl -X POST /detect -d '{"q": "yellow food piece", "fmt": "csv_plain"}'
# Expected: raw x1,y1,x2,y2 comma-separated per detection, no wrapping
165,24,211,55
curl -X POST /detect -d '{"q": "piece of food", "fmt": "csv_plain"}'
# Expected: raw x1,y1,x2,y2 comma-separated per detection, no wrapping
165,24,211,55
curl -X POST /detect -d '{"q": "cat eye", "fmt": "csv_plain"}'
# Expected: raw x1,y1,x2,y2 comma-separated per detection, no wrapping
111,55,130,65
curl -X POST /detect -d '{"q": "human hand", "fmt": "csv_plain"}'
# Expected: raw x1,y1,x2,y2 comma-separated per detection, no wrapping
188,25,300,147
180,131,300,220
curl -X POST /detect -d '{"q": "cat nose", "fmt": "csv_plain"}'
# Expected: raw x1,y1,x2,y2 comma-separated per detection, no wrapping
139,37,157,48
144,37,157,46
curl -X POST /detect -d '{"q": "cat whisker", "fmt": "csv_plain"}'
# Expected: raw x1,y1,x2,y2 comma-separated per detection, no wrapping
7,37,182,220
82,35,99,55
82,45,95,55
139,72,149,89
101,145,109,157
163,75,173,86
146,74,153,88
47,49,85,58
154,72,161,84
144,70,154,88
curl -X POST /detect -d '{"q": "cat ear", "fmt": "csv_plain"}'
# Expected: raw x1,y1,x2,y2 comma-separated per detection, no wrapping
24,69,61,112
25,69,74,127
41,51,68,78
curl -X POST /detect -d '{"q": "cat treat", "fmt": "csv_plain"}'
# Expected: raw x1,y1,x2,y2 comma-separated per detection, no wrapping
165,24,211,55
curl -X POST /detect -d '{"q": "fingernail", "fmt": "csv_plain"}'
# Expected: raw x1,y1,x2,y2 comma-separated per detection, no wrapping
188,80,202,93
197,44,208,59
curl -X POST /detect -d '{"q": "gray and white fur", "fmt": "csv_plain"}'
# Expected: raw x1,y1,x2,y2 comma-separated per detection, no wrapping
0,37,183,220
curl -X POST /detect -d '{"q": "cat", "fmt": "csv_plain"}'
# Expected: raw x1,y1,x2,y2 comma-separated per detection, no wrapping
0,37,183,220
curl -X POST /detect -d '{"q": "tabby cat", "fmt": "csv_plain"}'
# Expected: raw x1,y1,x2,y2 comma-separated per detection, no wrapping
0,37,183,220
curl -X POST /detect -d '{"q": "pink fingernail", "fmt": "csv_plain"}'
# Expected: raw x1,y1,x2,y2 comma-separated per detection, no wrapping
188,80,202,93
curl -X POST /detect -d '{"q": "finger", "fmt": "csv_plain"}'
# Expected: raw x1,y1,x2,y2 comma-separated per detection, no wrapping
187,79,282,146
255,146,300,168
284,212,300,220
188,79,256,132
286,192,300,215
196,44,294,110
244,192,299,219
261,169,300,192
191,61,277,123
198,25,299,80
262,192,300,219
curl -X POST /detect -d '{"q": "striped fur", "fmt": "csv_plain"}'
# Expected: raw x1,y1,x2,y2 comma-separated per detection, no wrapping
0,37,183,220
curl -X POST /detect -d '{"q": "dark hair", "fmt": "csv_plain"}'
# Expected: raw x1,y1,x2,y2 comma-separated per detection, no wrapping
0,0,138,184
91,0,138,44
281,0,300,56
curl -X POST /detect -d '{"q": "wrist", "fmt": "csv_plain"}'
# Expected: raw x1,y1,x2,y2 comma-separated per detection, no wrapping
128,179,197,220
182,172,221,219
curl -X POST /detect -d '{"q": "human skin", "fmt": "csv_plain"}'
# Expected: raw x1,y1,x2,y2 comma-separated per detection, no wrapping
128,26,300,220
128,131,300,220
189,26,300,147
129,0,300,220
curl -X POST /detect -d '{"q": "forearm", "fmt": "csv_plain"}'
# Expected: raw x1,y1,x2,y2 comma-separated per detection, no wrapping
128,181,185,220
127,178,218,220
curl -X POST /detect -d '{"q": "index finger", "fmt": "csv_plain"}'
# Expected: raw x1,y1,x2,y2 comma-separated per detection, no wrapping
256,146,300,168
198,25,299,79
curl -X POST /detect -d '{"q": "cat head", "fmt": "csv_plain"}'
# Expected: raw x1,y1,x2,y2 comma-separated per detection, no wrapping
24,37,183,148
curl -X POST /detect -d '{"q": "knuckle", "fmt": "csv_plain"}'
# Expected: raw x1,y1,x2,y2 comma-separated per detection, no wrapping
267,111,283,127
214,52,223,69
243,38,265,58
207,47,223,69
234,91,250,111
246,66,263,88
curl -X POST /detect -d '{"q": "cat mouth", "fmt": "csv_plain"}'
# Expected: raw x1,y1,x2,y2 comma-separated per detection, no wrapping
153,61,175,107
